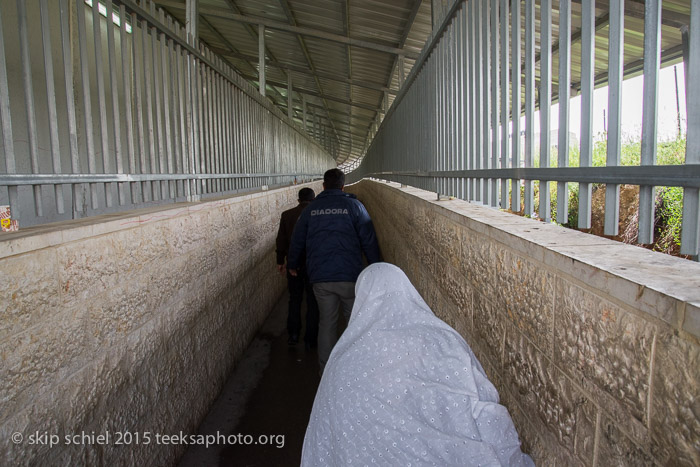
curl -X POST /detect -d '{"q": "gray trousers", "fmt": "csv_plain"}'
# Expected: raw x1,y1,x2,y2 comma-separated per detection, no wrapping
312,281,356,373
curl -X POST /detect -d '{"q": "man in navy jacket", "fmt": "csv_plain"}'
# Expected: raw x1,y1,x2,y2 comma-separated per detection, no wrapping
287,168,380,374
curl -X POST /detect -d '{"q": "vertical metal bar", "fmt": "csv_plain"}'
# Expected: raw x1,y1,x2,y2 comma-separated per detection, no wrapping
242,92,249,189
224,75,232,191
17,0,43,216
204,55,214,192
468,0,475,200
197,56,207,194
0,1,18,218
259,24,266,97
444,26,450,192
638,0,661,244
431,56,437,193
302,95,307,132
500,0,509,208
681,0,700,257
93,0,114,206
234,87,241,191
231,71,241,190
605,0,624,236
120,5,137,204
226,63,234,190
142,14,157,200
451,23,456,198
452,6,460,199
186,0,198,39
249,94,255,188
219,59,227,192
153,12,167,198
212,55,220,191
255,95,260,185
539,0,552,221
446,27,452,197
524,0,535,217
682,25,690,110
77,0,99,208
161,14,175,198
172,23,184,196
184,35,195,200
450,20,455,197
197,47,207,193
490,0,499,207
190,39,200,196
474,0,482,202
511,0,521,213
579,0,595,229
459,7,464,196
456,9,464,199
438,35,444,196
287,73,293,120
557,0,571,225
106,0,126,205
40,0,65,214
177,28,191,198
209,53,218,193
225,59,232,190
213,61,223,193
137,9,150,201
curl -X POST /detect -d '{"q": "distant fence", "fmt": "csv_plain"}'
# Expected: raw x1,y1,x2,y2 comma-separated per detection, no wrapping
0,0,333,227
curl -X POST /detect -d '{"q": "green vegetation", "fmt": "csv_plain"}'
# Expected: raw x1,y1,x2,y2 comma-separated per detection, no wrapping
522,136,686,256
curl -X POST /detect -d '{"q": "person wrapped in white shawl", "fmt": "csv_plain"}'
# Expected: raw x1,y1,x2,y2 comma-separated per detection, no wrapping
302,262,534,466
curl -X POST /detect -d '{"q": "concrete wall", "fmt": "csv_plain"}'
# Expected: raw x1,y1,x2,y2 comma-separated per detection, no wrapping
0,181,321,465
347,179,699,466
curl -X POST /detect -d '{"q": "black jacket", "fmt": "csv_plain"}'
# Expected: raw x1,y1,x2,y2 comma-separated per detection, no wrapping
275,201,312,265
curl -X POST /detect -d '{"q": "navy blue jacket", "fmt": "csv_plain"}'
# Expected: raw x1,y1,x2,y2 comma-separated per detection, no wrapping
287,189,380,283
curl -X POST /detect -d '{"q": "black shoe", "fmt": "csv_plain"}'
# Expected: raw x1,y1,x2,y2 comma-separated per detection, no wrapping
288,334,299,346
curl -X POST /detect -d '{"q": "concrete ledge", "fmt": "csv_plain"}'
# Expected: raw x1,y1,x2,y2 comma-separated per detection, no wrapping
0,182,322,465
347,179,699,466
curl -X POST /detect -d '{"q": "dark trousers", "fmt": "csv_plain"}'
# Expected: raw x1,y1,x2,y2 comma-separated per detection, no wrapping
287,269,319,344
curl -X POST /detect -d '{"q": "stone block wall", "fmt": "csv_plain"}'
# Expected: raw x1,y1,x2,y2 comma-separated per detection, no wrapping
347,179,699,466
0,182,321,465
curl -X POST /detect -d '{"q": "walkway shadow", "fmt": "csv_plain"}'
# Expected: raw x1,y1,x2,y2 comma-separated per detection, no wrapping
178,292,321,467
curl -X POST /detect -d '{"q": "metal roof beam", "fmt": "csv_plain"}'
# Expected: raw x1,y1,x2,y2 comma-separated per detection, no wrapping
242,74,379,111
276,0,341,150
154,0,420,59
304,104,376,124
213,48,395,95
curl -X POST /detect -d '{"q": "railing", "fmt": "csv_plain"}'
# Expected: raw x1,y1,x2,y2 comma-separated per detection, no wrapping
0,0,333,228
348,0,700,258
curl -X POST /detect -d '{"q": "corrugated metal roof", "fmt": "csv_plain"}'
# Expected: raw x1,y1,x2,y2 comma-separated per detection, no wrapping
153,0,691,169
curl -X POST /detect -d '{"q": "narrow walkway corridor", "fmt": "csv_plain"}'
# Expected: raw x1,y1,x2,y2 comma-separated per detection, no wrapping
178,293,321,467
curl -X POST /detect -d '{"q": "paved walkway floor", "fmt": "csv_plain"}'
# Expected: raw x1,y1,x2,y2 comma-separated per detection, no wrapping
178,292,321,467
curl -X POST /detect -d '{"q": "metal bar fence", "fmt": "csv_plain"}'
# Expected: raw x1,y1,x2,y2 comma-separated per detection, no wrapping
0,0,332,228
348,0,700,259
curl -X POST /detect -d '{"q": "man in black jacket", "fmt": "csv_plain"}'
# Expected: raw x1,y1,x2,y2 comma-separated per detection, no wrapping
276,187,319,347
287,169,380,374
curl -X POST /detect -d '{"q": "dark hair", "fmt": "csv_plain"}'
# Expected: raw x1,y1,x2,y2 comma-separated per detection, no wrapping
298,187,315,202
323,168,345,190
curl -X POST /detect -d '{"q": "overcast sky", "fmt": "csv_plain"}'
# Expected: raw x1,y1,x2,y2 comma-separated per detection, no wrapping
521,63,688,145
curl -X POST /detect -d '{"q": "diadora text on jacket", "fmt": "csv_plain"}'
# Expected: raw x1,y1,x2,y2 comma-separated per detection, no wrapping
287,189,380,283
